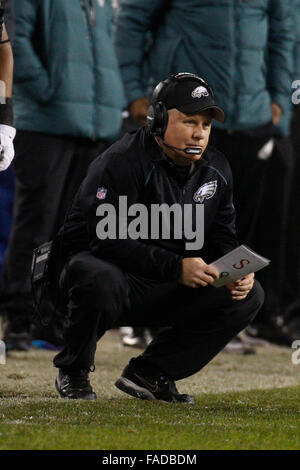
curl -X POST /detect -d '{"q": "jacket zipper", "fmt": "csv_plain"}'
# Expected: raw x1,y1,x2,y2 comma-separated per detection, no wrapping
88,0,96,27
80,0,96,26
80,0,97,140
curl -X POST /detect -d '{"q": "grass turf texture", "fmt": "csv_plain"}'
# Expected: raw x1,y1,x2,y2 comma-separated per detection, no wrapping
1,330,300,450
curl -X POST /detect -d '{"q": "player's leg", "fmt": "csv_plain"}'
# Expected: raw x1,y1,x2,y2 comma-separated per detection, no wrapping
0,132,73,350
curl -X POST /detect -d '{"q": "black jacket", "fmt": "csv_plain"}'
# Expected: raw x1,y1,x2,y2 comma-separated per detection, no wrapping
59,128,238,282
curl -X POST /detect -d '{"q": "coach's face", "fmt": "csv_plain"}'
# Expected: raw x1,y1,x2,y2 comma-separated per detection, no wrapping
159,109,212,166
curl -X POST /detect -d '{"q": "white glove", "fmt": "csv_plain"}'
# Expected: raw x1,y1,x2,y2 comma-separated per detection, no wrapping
0,124,16,171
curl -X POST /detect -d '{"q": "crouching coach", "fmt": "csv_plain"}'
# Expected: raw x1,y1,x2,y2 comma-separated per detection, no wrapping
52,73,264,402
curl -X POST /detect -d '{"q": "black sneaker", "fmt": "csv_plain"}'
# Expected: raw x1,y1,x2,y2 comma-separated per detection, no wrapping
115,362,194,404
55,368,97,400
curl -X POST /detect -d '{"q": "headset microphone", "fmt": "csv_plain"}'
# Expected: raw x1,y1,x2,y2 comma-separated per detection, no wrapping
159,138,202,156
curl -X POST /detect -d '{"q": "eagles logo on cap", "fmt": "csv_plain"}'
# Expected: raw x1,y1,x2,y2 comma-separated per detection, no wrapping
191,86,210,99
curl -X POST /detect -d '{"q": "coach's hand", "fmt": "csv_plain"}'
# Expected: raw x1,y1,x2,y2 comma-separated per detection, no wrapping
129,97,150,126
271,102,282,125
179,257,219,288
226,273,255,300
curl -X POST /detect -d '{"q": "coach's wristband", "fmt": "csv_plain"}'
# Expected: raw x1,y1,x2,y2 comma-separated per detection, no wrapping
0,97,13,126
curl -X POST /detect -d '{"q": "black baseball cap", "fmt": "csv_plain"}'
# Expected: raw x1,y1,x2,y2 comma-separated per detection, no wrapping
155,73,225,123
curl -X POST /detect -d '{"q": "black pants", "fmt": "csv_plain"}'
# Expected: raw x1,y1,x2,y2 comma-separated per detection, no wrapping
283,108,300,321
53,252,264,381
0,131,107,323
211,127,294,321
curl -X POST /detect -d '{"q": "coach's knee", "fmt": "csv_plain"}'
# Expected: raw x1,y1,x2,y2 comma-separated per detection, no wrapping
67,253,129,318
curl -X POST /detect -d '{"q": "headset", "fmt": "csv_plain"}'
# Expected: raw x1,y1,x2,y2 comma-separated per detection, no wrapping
146,72,214,141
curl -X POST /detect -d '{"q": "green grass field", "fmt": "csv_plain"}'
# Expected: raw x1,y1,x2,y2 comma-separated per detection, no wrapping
1,330,300,450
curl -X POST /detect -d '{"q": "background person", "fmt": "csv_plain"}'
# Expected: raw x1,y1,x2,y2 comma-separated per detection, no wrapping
0,0,15,294
0,0,125,351
280,0,300,342
114,0,294,345
0,0,14,173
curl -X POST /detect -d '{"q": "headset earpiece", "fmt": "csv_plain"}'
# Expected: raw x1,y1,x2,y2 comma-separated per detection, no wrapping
146,104,155,132
147,101,169,137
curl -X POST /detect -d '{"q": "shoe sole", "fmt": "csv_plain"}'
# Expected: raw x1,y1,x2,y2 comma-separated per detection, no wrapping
115,377,195,405
115,377,157,401
55,379,97,401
